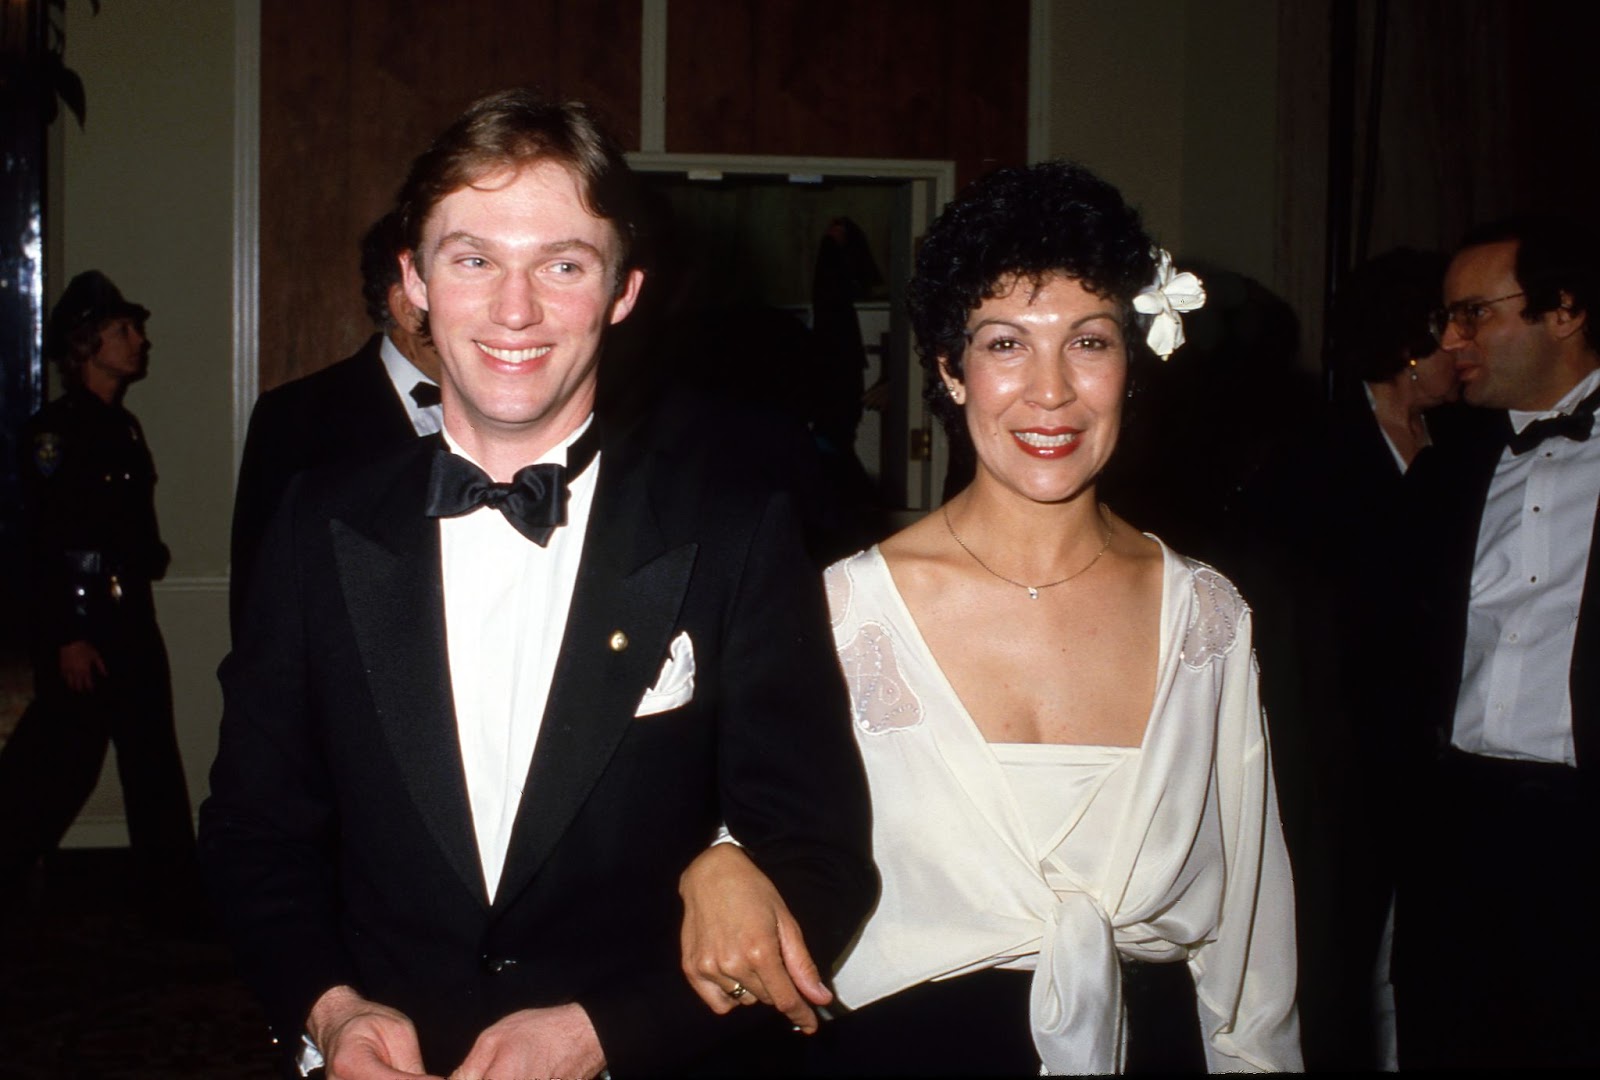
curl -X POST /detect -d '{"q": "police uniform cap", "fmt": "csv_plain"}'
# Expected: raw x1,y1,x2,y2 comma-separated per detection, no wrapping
45,271,151,360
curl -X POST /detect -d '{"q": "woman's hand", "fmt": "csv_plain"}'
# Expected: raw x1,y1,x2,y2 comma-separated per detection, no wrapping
679,842,831,1033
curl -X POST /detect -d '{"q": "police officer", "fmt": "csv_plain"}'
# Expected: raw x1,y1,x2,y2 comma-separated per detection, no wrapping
0,271,196,911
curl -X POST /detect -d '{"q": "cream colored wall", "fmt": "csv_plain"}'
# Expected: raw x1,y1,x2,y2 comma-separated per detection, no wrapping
1041,0,1281,302
56,0,237,844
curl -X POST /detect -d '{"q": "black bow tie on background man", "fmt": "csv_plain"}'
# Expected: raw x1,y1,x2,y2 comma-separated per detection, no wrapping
1509,382,1600,455
409,381,442,409
423,427,601,546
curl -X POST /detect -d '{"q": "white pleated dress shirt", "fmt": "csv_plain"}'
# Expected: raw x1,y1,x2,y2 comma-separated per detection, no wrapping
439,417,598,900
1453,368,1600,765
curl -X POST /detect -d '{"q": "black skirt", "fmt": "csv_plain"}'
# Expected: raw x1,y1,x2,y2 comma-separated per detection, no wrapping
799,960,1206,1076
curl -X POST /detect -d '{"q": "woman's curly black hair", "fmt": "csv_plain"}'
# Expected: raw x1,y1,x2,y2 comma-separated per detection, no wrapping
1329,247,1448,386
908,160,1156,437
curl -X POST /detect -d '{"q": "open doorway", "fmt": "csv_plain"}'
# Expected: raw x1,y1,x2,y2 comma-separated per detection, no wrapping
621,153,954,518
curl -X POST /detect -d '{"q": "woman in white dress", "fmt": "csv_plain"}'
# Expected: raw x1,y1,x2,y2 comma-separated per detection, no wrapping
678,161,1302,1074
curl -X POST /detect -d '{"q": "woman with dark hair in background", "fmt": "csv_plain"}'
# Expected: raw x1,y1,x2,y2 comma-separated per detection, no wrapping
1331,248,1459,470
677,161,1301,1074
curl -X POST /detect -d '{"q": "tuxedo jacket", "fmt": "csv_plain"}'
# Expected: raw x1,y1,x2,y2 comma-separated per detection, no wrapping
1408,407,1600,774
230,335,418,638
200,411,877,1074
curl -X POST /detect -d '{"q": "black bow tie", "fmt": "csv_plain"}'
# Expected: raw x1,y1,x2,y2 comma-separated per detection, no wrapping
423,427,601,546
1508,384,1600,455
409,381,442,409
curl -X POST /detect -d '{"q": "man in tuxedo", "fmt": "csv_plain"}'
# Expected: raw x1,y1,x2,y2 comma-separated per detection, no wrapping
200,91,875,1079
1397,217,1600,1068
229,213,443,638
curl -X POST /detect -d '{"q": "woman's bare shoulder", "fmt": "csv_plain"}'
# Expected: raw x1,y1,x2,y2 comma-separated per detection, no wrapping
877,512,967,595
1103,511,1165,582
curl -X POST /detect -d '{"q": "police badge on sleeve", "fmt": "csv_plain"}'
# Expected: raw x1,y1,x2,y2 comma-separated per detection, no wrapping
33,432,62,477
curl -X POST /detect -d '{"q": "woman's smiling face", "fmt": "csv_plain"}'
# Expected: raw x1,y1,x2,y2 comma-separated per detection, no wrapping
943,273,1128,505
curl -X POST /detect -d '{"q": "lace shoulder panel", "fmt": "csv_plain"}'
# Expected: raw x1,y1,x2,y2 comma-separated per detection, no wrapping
823,550,868,630
1180,563,1248,670
826,549,925,733
838,621,925,734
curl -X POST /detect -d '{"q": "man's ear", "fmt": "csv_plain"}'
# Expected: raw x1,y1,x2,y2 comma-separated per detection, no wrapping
608,267,645,326
386,282,423,332
1549,289,1588,343
400,251,429,314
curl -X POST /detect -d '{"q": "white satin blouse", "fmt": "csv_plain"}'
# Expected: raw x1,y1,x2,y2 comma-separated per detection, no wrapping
823,541,1302,1073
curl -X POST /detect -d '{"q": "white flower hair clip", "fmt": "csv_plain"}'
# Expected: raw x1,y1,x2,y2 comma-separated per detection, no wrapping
1132,248,1206,359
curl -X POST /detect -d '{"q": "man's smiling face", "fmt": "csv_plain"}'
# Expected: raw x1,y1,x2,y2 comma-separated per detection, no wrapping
402,159,642,465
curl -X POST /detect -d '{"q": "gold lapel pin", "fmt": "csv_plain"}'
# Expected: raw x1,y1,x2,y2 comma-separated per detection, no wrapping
608,630,629,652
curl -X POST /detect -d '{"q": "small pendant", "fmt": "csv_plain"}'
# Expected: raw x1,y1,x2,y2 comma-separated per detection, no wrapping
1027,587,1039,600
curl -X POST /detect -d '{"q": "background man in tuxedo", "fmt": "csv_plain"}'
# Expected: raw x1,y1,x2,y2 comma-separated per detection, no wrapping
200,91,874,1079
1399,216,1600,1068
229,212,443,637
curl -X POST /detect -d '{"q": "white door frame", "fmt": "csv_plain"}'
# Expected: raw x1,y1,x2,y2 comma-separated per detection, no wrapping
626,152,955,509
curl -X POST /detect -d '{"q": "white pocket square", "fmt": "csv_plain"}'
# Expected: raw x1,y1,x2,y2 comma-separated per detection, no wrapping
635,631,695,717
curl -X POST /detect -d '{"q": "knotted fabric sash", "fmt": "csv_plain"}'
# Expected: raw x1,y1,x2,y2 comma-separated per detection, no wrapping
423,426,600,546
1030,890,1125,1074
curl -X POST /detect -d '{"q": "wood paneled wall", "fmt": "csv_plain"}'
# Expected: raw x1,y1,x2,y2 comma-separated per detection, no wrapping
664,0,1026,190
260,0,642,389
258,0,1027,389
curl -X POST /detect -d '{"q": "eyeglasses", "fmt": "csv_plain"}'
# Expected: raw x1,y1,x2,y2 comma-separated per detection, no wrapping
1428,291,1525,342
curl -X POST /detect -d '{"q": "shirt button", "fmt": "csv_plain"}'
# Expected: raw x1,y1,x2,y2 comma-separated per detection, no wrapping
1508,632,1519,643
1532,506,1541,513
1531,575,1539,583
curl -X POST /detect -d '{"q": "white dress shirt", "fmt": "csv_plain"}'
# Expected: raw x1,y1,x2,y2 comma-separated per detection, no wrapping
1453,368,1600,765
378,334,443,436
439,417,598,900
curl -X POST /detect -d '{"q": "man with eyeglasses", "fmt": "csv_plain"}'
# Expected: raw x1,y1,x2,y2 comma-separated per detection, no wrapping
1398,216,1600,1068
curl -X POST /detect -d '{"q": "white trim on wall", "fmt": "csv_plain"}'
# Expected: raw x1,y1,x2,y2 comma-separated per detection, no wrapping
626,153,956,211
154,576,231,594
232,0,261,484
640,0,668,152
1028,0,1052,163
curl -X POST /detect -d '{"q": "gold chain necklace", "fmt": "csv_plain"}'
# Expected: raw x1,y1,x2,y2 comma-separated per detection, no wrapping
943,503,1112,600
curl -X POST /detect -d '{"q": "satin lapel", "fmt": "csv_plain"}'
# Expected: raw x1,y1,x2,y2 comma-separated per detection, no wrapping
330,439,486,906
492,439,698,911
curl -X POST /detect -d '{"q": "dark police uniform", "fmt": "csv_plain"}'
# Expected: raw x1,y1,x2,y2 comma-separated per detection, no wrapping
0,385,195,897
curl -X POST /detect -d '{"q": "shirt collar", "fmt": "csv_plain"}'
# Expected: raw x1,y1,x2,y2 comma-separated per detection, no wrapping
379,333,433,398
1508,367,1600,434
440,412,596,474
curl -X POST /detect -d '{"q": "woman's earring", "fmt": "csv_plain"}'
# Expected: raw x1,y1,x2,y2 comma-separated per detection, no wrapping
947,383,965,405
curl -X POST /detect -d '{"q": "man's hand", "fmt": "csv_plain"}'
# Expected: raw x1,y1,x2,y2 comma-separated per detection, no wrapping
58,640,106,693
307,984,440,1080
679,843,830,1033
451,1003,604,1080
